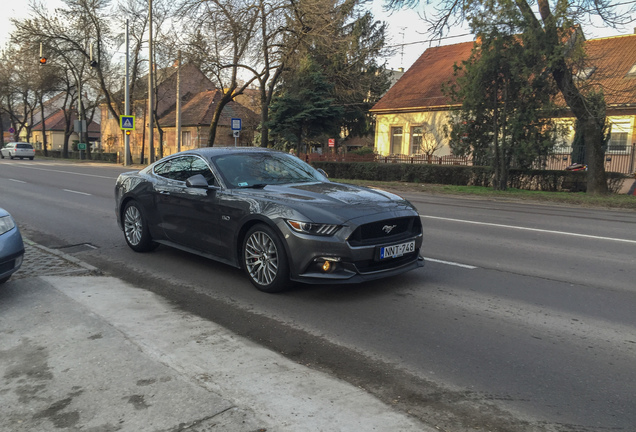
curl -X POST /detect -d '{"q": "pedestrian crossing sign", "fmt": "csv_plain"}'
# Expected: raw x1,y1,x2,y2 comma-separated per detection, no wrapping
120,115,135,130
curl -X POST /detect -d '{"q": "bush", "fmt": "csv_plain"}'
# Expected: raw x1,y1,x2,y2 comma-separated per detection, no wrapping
312,161,628,193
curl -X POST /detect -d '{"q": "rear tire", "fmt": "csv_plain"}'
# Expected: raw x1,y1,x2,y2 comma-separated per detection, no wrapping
122,201,158,252
242,224,290,293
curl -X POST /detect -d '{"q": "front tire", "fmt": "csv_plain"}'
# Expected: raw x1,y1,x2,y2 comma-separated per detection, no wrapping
242,224,290,293
122,201,158,252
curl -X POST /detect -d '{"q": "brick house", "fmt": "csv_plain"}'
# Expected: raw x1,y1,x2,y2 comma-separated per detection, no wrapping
100,63,258,163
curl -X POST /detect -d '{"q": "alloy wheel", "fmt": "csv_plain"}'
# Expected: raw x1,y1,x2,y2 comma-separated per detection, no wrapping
124,205,143,246
244,231,279,286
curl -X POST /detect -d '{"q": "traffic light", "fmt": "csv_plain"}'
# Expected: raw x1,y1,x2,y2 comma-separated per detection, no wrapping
39,43,46,65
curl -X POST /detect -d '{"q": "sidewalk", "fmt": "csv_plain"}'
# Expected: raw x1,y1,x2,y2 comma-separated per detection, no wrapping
0,241,433,432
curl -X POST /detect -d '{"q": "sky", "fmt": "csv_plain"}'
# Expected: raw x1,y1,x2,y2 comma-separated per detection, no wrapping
1,0,634,72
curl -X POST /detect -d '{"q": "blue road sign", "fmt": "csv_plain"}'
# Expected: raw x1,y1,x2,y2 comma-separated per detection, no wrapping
120,115,135,130
231,118,242,131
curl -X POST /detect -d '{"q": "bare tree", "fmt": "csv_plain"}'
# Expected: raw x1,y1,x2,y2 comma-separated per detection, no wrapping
180,0,260,146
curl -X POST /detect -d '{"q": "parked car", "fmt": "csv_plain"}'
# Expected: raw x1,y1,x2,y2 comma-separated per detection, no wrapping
115,147,424,292
0,208,25,284
0,142,36,160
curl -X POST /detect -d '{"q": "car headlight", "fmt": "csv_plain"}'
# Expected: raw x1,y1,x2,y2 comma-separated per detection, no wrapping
286,220,341,236
0,215,16,236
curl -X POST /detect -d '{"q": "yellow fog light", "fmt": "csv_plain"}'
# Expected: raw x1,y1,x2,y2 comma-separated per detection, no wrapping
322,261,331,272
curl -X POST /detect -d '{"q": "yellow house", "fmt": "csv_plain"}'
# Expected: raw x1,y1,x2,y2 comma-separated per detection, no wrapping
31,108,100,152
371,34,636,173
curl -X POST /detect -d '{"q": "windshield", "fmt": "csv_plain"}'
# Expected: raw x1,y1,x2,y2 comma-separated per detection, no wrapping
212,152,326,188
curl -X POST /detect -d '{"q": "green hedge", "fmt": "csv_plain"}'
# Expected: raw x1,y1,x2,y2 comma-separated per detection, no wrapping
312,161,627,193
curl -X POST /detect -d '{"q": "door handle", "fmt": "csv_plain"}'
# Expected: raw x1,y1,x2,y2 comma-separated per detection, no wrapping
159,190,170,195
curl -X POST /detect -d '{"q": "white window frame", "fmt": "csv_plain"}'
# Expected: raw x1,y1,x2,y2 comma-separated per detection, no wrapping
607,119,632,154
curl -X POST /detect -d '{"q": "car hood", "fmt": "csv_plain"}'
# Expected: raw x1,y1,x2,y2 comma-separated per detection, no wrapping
233,181,417,222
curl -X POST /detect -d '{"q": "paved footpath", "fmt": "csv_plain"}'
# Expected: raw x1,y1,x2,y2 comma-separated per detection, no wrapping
0,241,434,432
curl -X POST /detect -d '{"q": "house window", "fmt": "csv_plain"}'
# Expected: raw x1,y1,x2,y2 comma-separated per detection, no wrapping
608,121,632,152
553,121,574,153
391,127,403,155
182,131,192,148
411,126,423,154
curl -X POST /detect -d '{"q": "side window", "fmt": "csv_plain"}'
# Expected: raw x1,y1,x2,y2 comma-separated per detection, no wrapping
154,160,173,178
154,156,217,184
189,157,217,185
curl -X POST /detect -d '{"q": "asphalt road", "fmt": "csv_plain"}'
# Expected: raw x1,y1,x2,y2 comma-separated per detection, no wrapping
1,158,635,432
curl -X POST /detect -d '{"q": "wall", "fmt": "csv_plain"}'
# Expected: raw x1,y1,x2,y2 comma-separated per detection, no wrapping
374,110,453,156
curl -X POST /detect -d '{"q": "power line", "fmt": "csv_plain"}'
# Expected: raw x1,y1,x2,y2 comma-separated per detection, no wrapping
387,33,474,49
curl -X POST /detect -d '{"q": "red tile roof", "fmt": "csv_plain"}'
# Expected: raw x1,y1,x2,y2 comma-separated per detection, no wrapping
32,109,100,133
584,34,636,106
371,41,474,112
371,34,636,113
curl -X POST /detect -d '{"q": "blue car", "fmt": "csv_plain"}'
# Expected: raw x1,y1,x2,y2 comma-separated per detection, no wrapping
0,207,24,284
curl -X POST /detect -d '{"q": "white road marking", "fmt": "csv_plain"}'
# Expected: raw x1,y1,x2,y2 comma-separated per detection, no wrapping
423,257,478,269
63,189,92,196
421,215,636,244
8,179,26,183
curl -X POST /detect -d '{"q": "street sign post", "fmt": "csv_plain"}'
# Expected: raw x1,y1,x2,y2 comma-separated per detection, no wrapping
231,118,241,146
120,115,135,130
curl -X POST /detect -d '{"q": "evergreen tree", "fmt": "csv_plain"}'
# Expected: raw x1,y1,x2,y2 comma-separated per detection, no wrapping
268,57,344,152
270,0,390,150
445,2,559,190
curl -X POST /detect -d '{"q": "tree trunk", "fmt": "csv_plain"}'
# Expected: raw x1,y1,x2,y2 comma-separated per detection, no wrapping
207,91,235,147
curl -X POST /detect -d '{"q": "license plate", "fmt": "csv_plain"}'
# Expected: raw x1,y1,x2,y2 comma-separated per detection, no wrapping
380,241,415,259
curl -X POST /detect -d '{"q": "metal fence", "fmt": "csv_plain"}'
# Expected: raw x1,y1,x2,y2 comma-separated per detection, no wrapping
301,144,636,175
534,144,635,174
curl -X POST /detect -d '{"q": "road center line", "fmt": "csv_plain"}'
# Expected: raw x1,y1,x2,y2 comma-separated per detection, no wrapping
421,215,636,244
64,189,92,196
423,257,478,269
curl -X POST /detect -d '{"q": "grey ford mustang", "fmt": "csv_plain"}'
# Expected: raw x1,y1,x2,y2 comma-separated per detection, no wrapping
115,147,424,292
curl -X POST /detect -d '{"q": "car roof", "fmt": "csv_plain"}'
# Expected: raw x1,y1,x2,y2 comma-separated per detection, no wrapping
180,147,279,158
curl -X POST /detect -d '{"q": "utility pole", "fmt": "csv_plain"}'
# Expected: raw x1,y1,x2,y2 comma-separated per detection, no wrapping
176,50,181,153
125,19,131,165
148,0,154,163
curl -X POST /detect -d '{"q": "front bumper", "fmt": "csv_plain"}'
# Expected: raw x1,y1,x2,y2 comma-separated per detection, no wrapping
279,209,424,285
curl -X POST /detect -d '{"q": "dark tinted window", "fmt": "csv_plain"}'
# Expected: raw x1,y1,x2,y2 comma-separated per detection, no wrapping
16,143,33,149
154,156,217,184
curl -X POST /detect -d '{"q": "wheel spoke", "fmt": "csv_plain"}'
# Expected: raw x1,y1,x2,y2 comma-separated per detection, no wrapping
124,206,143,246
245,230,278,286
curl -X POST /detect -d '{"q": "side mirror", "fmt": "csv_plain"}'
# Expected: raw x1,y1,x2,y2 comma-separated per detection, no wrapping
186,174,215,189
